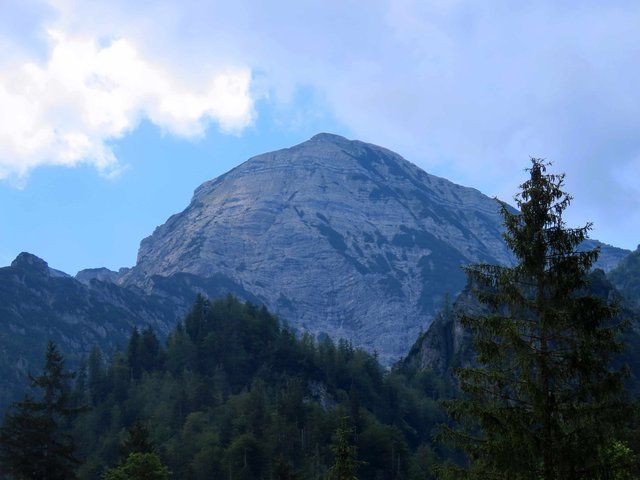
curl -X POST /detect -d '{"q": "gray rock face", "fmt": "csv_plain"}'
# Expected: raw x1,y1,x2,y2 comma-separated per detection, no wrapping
401,288,476,376
76,267,121,285
11,252,70,278
121,133,519,365
580,239,630,273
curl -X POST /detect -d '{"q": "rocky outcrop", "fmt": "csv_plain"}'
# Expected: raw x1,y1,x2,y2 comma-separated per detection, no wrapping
400,288,477,376
581,239,630,273
76,267,126,285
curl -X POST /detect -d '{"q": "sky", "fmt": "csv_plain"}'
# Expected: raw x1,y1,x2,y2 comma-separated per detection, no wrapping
1,0,639,275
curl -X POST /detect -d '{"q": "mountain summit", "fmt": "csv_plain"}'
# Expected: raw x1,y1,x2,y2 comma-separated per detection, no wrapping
119,134,625,364
119,134,514,363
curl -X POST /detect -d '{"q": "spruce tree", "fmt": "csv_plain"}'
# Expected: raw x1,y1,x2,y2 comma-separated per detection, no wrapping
101,452,171,480
436,159,633,479
87,345,106,405
101,420,168,480
121,420,155,458
327,418,362,480
0,341,84,479
127,327,142,380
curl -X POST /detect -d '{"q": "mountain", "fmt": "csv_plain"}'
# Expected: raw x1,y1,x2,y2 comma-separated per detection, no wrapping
118,133,628,365
118,134,515,364
609,245,640,311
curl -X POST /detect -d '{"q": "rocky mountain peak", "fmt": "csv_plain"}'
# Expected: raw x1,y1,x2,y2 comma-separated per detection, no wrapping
11,252,51,275
307,132,352,145
119,134,520,364
309,132,346,141
9,252,70,278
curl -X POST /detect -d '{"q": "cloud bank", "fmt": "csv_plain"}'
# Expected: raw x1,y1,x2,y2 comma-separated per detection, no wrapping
2,0,639,248
0,25,253,179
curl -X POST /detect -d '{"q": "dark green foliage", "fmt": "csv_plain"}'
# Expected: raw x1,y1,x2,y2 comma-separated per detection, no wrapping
272,454,303,480
127,327,163,381
87,346,107,405
121,421,155,458
140,327,162,372
127,327,143,380
326,419,363,480
0,395,46,478
69,295,448,479
100,421,168,480
0,342,84,479
101,452,171,480
436,160,636,479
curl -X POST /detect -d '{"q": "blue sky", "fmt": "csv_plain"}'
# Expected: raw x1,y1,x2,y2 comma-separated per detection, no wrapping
1,1,639,275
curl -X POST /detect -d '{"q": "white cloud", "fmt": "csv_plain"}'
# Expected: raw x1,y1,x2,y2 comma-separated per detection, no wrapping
0,28,254,179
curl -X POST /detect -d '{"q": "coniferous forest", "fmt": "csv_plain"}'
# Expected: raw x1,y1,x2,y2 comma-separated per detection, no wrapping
3,294,452,479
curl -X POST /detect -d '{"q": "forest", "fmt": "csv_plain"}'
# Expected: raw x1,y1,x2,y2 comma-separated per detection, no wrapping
2,294,454,479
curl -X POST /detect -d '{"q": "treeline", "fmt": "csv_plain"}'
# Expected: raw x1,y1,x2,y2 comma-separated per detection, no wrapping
61,294,451,479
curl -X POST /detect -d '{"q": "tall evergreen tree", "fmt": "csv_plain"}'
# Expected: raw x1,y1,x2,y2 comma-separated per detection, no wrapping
0,341,84,479
327,418,362,480
121,420,155,458
101,452,171,480
127,327,142,380
436,159,633,479
87,345,106,405
102,421,168,480
140,327,161,372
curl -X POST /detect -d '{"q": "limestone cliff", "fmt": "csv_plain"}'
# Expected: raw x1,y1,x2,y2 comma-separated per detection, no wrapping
120,134,520,364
